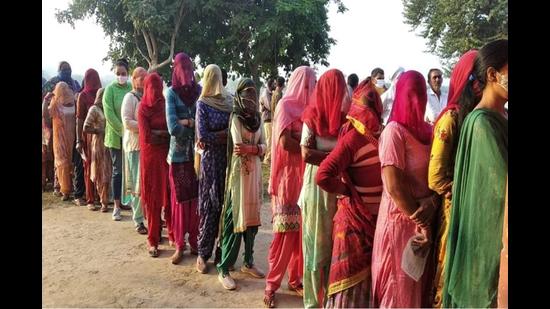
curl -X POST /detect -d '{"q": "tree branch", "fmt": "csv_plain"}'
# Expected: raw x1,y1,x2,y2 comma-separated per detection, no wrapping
150,31,158,60
142,29,154,61
134,32,152,67
157,0,186,69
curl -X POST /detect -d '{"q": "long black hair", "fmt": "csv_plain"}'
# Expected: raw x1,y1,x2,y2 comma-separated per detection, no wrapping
457,39,508,131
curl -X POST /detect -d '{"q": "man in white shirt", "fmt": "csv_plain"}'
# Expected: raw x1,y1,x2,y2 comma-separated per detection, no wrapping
260,78,276,164
381,67,404,125
425,68,448,125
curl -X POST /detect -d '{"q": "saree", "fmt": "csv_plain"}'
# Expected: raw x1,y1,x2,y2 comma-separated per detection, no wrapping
442,108,508,308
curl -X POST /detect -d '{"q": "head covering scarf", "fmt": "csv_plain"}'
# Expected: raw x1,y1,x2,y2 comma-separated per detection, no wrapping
57,61,80,92
49,82,75,119
199,64,233,112
94,88,105,109
268,66,316,196
78,69,102,113
434,50,479,125
302,69,347,137
232,78,261,133
388,70,432,145
172,52,201,106
140,73,165,118
131,67,147,96
345,79,383,145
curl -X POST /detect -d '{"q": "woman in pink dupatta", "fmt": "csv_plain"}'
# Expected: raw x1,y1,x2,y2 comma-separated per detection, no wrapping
48,82,77,201
264,66,316,308
371,70,439,308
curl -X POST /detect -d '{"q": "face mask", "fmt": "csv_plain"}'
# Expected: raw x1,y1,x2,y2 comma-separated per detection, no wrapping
117,75,128,85
497,72,508,92
376,79,385,88
59,69,72,81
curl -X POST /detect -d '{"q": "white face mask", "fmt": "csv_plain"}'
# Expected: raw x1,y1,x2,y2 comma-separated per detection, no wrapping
117,75,128,85
376,79,385,88
497,72,508,92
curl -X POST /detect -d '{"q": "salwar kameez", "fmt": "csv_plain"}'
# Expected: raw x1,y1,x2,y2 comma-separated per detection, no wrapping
266,120,304,293
217,114,265,274
298,123,337,308
196,100,230,261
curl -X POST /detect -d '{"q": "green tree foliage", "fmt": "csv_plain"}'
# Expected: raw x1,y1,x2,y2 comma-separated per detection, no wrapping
402,0,507,72
56,0,347,84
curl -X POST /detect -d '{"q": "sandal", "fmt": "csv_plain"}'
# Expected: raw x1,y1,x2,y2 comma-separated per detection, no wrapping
100,205,109,213
264,291,276,308
148,247,159,258
136,223,148,235
288,283,304,297
87,204,98,211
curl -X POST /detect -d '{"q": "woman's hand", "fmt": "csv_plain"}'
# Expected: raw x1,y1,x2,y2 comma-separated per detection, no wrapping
410,194,439,228
411,226,432,257
442,181,453,199
234,143,256,156
178,118,195,128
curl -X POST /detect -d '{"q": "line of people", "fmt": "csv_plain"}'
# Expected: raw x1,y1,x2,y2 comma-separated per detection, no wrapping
42,38,507,308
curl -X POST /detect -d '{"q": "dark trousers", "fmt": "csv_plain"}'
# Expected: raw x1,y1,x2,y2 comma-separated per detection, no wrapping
108,147,123,200
72,144,85,199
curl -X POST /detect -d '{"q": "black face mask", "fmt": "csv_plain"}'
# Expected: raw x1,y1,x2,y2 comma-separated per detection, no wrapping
59,69,72,81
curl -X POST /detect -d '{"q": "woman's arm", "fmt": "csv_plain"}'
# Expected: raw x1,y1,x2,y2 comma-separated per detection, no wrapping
382,165,419,217
428,111,456,197
102,86,124,137
196,102,226,144
301,147,329,166
121,93,139,133
300,123,329,166
83,107,103,135
165,90,195,139
280,128,301,153
315,133,353,196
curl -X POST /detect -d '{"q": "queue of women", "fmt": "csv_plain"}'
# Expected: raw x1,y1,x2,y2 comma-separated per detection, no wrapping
42,38,507,308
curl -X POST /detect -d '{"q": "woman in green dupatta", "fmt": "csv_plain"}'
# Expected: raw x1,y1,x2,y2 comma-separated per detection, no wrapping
216,78,266,290
442,39,508,308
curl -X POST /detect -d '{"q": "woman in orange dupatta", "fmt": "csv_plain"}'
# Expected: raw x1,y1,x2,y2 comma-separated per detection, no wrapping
49,82,76,201
316,80,383,308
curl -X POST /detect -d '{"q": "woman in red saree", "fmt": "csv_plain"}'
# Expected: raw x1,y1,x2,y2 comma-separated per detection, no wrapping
138,73,171,257
316,80,383,308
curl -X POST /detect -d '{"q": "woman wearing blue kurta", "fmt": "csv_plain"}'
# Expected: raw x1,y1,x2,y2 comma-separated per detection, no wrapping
195,64,233,274
166,52,202,264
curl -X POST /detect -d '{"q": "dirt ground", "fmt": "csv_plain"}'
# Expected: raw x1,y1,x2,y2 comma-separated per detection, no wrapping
42,168,304,308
